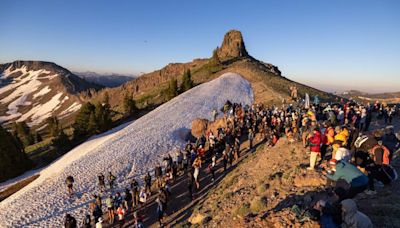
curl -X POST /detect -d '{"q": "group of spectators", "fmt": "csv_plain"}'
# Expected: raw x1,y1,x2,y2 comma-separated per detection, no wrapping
64,97,399,228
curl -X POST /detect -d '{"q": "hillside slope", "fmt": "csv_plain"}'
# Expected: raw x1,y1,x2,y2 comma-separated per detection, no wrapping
0,61,101,127
90,30,338,112
0,73,253,227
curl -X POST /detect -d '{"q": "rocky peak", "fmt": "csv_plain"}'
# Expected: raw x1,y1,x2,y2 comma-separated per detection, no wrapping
217,30,248,60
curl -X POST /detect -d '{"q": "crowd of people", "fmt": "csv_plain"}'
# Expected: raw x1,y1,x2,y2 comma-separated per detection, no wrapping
63,96,400,228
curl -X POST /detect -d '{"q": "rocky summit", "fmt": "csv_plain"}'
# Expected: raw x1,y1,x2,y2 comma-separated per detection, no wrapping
217,29,249,60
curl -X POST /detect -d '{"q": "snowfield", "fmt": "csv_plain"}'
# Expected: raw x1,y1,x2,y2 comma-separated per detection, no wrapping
0,73,253,227
0,65,77,126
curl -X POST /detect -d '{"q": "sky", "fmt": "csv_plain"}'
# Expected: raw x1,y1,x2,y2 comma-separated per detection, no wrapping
0,0,399,93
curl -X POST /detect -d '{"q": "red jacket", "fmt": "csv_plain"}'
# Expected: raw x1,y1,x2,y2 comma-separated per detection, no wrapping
309,131,321,152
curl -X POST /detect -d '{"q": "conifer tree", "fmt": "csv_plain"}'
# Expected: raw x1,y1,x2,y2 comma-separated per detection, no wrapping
181,69,194,92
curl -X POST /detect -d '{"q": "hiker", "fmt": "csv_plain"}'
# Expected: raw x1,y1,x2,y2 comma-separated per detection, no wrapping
96,217,103,228
192,155,202,189
65,176,75,197
314,187,347,227
139,187,147,207
370,140,391,166
144,172,152,195
325,159,369,199
212,109,218,122
133,211,145,228
82,214,91,228
64,213,77,228
116,204,125,227
209,154,216,182
155,163,163,188
187,169,194,200
108,171,116,190
131,178,139,207
92,203,102,226
156,197,164,227
307,127,322,170
341,199,373,228
248,128,254,150
123,188,132,211
105,194,115,224
98,173,106,192
334,143,351,163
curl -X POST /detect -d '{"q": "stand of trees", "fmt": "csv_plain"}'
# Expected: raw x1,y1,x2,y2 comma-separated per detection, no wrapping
0,125,33,182
123,93,137,117
73,93,113,139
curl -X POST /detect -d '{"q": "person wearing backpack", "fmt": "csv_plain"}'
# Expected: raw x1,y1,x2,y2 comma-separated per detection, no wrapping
65,176,74,197
64,213,77,228
130,178,139,208
82,214,91,228
98,173,106,192
108,172,116,190
105,194,114,224
370,141,390,166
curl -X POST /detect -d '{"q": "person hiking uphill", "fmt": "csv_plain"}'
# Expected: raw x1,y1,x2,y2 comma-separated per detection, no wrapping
64,213,77,228
105,194,115,224
98,173,106,192
65,176,74,197
108,171,116,190
192,155,202,189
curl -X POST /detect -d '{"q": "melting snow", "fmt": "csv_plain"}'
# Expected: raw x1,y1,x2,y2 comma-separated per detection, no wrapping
59,102,82,118
18,93,64,126
0,66,58,124
0,73,254,227
33,86,51,99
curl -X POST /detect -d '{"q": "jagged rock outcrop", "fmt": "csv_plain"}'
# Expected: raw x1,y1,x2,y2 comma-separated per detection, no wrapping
217,30,249,60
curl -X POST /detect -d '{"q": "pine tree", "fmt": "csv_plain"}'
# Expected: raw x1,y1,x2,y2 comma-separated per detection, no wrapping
167,79,178,100
52,130,71,153
12,121,34,147
46,117,60,137
210,47,220,65
87,112,98,134
123,93,137,116
0,125,33,182
35,132,43,143
72,102,95,139
181,69,194,92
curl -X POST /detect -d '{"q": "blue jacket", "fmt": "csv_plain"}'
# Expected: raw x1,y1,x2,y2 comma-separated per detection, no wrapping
326,161,368,187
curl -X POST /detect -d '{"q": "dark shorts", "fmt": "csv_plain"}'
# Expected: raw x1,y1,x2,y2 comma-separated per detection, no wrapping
67,184,73,189
108,206,114,211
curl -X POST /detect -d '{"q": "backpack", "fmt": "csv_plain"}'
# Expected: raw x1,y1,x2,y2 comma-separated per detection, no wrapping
66,176,74,185
377,165,398,185
371,145,390,165
354,135,369,149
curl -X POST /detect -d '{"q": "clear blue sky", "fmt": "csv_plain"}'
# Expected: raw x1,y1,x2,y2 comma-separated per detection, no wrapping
1,0,399,93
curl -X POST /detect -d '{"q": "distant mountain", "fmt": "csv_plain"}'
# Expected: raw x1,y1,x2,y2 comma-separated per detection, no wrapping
0,61,102,128
341,90,400,103
74,71,136,87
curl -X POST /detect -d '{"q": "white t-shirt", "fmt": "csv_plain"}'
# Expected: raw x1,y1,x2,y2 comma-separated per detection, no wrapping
335,147,351,162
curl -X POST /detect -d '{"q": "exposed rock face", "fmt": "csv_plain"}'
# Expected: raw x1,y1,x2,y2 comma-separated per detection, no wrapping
217,30,248,60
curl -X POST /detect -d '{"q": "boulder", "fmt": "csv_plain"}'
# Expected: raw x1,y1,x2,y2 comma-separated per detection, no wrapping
207,117,227,135
191,118,209,138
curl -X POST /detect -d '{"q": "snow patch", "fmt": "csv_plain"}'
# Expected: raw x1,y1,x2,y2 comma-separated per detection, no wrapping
0,66,58,124
0,73,254,227
59,102,82,118
18,93,64,126
33,86,51,99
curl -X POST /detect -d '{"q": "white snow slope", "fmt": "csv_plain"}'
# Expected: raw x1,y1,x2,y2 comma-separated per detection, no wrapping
0,73,253,227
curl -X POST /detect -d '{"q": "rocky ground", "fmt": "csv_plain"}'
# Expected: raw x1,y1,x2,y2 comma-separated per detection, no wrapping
186,120,400,228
